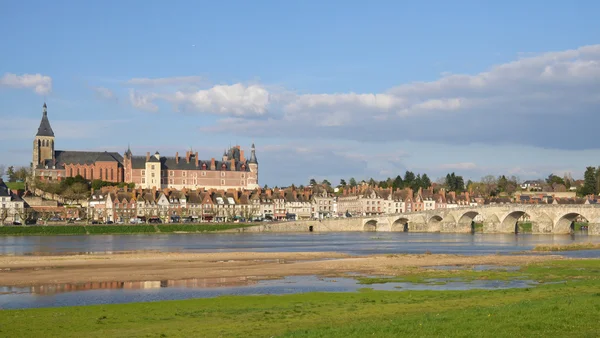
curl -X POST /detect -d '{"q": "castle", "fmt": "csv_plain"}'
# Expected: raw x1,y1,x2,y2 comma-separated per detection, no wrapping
32,103,259,190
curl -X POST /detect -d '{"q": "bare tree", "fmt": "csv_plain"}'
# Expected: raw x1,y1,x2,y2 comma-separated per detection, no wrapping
0,207,8,225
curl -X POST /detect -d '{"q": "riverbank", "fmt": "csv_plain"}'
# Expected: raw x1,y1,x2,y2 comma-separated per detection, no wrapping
1,258,599,337
0,223,255,236
0,251,561,287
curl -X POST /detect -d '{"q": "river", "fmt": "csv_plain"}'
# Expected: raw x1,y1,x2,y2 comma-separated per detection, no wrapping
1,232,599,257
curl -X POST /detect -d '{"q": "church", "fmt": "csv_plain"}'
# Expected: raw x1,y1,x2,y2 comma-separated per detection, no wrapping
32,103,259,190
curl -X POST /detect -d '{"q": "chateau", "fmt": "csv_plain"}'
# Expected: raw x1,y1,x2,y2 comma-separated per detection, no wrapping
33,103,259,190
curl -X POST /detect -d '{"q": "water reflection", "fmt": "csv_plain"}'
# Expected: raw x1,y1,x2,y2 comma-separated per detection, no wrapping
0,277,255,296
1,233,599,257
0,275,542,310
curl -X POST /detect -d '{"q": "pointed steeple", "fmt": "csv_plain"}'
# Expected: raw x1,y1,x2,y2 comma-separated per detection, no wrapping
36,102,54,137
248,143,258,164
125,143,132,157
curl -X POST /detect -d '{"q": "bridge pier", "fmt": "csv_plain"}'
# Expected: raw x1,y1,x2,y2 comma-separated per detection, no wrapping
588,223,600,235
531,221,553,234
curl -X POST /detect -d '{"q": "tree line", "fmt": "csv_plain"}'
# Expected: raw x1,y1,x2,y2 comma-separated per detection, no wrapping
307,171,468,193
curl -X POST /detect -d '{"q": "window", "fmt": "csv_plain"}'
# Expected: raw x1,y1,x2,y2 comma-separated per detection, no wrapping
170,171,174,177
183,171,187,177
151,173,155,178
241,173,245,178
182,180,186,185
169,178,174,184
142,170,145,175
241,180,245,185
221,172,225,177
221,179,225,185
151,165,155,170
202,172,206,176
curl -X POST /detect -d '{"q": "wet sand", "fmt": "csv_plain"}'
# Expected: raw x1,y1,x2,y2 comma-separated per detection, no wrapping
0,251,564,287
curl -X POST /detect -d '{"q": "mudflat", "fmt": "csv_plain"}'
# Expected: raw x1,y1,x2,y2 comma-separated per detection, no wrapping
0,251,562,287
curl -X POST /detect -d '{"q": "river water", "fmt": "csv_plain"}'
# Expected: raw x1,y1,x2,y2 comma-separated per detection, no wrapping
1,232,598,309
0,232,599,257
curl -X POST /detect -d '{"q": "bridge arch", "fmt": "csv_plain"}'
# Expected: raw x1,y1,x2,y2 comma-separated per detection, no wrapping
391,217,409,232
363,219,378,232
427,215,443,232
457,210,480,232
554,212,591,234
499,210,533,233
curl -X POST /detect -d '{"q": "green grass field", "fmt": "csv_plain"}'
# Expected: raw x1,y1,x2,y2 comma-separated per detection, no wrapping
5,181,25,190
0,259,599,337
0,223,255,236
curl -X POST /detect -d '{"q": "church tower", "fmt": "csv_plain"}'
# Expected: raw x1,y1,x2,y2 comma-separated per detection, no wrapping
33,103,55,168
247,143,259,188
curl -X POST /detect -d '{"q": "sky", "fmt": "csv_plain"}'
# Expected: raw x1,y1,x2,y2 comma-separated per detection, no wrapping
1,0,600,187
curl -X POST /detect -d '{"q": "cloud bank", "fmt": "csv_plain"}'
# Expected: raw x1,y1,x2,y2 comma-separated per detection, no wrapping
0,73,52,95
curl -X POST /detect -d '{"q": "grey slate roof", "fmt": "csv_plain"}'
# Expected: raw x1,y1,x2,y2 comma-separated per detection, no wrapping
129,155,250,171
0,180,11,197
36,103,55,137
248,144,258,164
37,150,124,169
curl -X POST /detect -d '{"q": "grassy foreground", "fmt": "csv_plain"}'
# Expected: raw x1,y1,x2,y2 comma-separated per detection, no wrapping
0,223,255,236
1,260,599,337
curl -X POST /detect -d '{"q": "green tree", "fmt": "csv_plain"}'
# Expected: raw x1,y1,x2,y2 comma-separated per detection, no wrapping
403,171,415,189
309,178,317,186
392,175,403,190
580,166,598,196
349,178,357,187
321,179,331,187
410,174,422,191
6,166,15,182
339,179,347,187
421,173,432,189
368,178,377,187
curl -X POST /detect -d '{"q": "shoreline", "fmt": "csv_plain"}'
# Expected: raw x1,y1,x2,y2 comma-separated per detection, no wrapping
0,251,564,288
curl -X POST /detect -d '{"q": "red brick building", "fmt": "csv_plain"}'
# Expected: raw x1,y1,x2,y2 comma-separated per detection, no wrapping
32,103,259,190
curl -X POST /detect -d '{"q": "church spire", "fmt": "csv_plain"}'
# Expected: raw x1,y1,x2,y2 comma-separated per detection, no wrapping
36,102,54,137
248,143,258,164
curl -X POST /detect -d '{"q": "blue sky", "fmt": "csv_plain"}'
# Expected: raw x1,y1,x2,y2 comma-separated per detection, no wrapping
1,0,600,186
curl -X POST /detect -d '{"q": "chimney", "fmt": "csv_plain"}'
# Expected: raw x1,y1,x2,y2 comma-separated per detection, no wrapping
210,158,216,170
146,152,150,162
195,152,199,167
240,150,245,162
230,159,235,171
266,189,272,197
186,151,191,163
175,152,179,164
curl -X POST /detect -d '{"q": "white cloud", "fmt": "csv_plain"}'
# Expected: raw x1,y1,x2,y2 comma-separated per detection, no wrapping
130,83,271,116
92,87,114,100
0,73,52,95
201,44,600,150
129,90,158,112
125,76,204,87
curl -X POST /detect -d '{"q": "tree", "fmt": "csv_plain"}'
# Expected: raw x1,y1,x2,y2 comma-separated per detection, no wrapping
580,166,598,196
339,179,347,187
392,175,403,190
546,174,565,186
6,166,15,182
411,174,422,191
403,171,415,188
309,178,317,186
421,174,432,189
349,178,357,187
368,178,376,187
321,179,331,187
0,164,5,180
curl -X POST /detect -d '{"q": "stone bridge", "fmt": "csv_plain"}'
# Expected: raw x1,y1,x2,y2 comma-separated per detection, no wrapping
236,205,600,235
